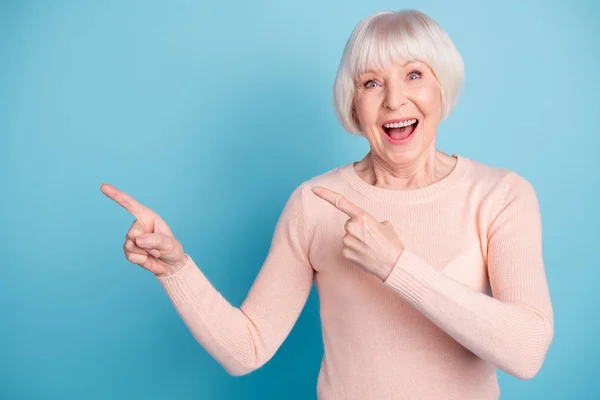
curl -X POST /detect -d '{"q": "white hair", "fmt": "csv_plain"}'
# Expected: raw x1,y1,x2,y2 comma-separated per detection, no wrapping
332,9,464,135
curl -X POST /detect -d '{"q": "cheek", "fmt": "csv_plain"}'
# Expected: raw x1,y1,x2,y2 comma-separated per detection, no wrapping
354,94,380,122
413,86,441,114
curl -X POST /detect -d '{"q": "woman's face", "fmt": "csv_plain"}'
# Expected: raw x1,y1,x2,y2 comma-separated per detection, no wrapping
353,59,442,165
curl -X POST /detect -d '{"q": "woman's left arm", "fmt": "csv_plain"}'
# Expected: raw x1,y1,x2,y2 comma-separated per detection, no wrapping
382,173,554,380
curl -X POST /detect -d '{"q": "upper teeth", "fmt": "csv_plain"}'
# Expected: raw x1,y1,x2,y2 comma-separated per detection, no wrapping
384,119,417,128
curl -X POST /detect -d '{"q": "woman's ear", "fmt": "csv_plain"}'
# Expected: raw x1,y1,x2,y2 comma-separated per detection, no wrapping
351,107,366,136
351,104,361,130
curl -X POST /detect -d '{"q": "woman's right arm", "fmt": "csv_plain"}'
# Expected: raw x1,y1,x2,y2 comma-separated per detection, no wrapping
101,183,314,376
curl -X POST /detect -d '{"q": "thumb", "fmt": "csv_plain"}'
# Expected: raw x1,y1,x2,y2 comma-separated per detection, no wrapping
135,233,175,253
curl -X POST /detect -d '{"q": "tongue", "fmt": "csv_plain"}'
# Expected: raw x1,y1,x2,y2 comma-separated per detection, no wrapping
388,124,415,140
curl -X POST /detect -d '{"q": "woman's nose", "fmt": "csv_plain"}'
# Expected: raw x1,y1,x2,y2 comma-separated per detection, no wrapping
383,85,407,110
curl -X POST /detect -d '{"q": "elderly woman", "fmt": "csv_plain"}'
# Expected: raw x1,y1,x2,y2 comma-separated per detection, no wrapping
101,9,554,399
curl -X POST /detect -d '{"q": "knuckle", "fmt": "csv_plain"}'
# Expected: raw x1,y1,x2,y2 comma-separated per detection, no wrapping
131,230,143,239
150,249,161,258
346,226,355,237
134,219,149,233
130,220,142,230
346,221,358,236
127,230,142,240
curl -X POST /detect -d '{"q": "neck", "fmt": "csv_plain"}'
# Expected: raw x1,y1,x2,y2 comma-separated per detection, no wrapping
355,149,457,191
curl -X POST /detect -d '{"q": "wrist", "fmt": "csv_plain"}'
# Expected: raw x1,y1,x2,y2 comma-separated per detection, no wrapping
156,254,189,277
381,245,404,281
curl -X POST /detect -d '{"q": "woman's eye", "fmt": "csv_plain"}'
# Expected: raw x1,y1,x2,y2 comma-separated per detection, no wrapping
364,80,380,88
407,71,422,80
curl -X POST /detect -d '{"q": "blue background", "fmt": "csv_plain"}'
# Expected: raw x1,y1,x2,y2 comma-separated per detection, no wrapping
1,0,598,398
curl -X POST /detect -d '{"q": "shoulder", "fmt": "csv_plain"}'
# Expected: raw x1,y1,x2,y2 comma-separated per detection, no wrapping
275,164,351,242
464,156,538,202
462,157,541,228
282,163,355,224
281,163,350,209
301,164,350,190
291,163,352,201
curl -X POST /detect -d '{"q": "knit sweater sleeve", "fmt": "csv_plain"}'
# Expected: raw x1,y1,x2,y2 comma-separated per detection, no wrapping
155,184,314,376
383,173,554,380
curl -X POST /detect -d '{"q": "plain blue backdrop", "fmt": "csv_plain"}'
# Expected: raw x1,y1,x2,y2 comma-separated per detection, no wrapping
1,0,598,399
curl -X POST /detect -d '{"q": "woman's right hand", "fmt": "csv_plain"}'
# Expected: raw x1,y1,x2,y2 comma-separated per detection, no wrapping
100,183,188,277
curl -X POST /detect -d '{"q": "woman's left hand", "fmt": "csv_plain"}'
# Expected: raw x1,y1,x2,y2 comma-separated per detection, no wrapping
312,186,404,281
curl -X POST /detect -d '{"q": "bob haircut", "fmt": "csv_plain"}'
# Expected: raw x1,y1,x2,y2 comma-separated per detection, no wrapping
332,10,464,136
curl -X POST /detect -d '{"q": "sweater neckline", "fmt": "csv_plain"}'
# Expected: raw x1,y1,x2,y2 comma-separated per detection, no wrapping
339,154,471,204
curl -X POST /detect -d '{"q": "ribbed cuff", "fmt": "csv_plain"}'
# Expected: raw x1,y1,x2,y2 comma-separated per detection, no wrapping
155,255,214,305
383,249,441,308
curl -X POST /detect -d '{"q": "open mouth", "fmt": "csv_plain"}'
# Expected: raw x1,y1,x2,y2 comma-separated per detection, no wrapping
382,119,419,142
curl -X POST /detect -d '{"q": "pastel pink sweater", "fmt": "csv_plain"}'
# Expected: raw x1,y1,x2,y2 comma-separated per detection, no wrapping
157,154,554,399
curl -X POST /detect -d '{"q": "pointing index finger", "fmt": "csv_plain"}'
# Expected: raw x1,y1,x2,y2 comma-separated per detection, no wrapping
101,183,151,221
312,186,365,218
